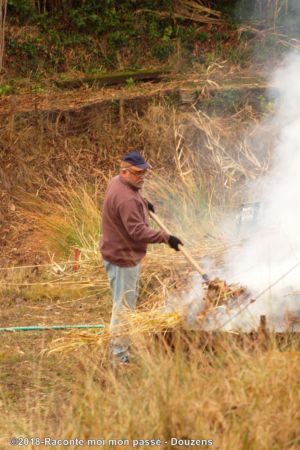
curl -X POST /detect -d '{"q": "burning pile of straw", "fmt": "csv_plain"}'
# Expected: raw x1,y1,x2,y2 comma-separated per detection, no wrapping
204,278,251,309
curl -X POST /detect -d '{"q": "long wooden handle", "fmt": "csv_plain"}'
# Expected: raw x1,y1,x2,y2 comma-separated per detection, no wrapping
149,211,209,282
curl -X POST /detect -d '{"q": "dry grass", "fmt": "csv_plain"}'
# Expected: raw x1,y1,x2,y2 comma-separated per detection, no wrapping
0,99,271,331
127,102,271,205
0,97,292,449
149,0,223,26
1,331,300,450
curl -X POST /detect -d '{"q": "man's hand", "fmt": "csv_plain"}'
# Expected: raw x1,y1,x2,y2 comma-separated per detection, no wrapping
146,200,155,213
168,235,183,251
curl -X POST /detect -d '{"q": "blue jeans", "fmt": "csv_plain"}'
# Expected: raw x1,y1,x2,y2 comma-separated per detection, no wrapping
103,260,141,359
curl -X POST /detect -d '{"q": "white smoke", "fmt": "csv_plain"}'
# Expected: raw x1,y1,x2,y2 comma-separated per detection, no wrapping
220,52,300,329
165,274,205,328
166,53,300,331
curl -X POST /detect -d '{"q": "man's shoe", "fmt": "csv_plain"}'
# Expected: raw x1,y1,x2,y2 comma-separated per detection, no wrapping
112,354,130,367
119,354,130,364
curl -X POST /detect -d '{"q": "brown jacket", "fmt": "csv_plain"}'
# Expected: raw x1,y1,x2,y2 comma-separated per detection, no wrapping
100,175,169,267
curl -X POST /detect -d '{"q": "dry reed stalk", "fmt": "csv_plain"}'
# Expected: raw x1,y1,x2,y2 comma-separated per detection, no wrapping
255,0,290,27
46,310,183,354
0,0,7,71
135,0,222,25
173,119,195,184
183,109,269,182
129,101,265,182
173,0,222,24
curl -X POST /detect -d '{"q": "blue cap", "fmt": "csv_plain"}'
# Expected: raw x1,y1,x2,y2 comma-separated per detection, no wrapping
122,151,150,169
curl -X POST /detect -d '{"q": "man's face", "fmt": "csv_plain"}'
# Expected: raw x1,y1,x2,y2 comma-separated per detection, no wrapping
121,166,148,189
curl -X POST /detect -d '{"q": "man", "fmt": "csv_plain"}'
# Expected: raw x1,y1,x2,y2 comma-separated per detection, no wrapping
100,150,182,364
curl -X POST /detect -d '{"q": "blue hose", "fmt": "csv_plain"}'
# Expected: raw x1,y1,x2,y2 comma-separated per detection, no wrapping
0,324,105,332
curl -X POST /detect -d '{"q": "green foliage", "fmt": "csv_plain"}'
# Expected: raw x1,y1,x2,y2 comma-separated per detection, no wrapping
225,47,247,66
6,37,40,73
177,27,208,51
6,34,67,74
214,31,230,42
258,95,275,114
218,0,254,22
163,25,173,40
151,41,173,61
197,32,209,43
68,1,120,34
86,67,105,75
7,0,36,24
151,25,174,61
0,84,14,96
207,89,246,115
148,19,160,42
206,51,217,64
31,83,45,94
125,77,135,88
4,1,253,78
108,31,129,49
159,0,173,10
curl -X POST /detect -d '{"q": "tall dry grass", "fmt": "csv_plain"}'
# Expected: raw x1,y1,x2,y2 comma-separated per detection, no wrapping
5,171,218,314
9,102,269,286
1,100,271,325
0,100,285,450
1,331,300,450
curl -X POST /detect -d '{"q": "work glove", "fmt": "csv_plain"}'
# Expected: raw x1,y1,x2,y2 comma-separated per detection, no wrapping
168,235,183,251
146,200,155,213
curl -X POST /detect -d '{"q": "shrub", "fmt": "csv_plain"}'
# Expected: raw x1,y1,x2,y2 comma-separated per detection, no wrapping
7,0,36,24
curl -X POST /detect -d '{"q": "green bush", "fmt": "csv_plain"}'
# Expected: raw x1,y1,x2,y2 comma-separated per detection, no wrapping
68,0,120,34
7,0,36,24
151,26,174,60
6,34,67,74
108,31,129,49
0,84,14,96
151,41,174,60
148,19,160,42
125,77,135,88
177,27,208,50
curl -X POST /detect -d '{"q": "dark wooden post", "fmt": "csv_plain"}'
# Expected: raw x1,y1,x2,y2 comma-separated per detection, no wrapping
119,98,124,129
260,315,266,332
258,314,268,348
